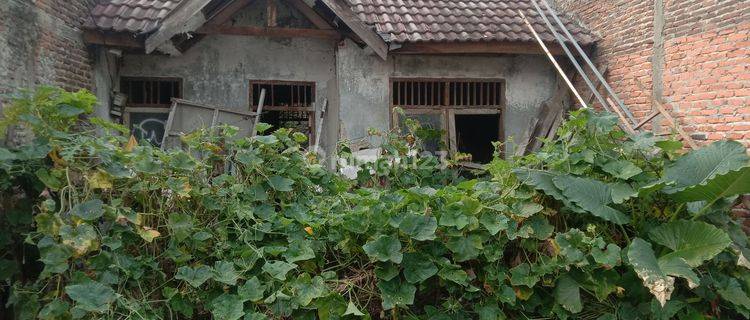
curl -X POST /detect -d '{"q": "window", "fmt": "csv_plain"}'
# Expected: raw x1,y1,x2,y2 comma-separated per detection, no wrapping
121,77,183,146
250,81,316,144
391,79,505,162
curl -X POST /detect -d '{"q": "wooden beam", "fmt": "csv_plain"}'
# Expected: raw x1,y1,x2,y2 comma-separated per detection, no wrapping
205,0,256,26
197,25,341,39
266,0,277,27
319,0,387,60
392,41,565,55
284,0,333,29
145,0,213,54
83,30,143,48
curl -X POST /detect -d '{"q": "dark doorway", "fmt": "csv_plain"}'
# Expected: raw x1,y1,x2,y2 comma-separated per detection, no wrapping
455,114,501,163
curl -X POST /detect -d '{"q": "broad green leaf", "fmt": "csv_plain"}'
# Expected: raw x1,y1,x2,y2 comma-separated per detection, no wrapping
294,275,327,306
663,140,750,203
446,234,483,262
175,265,213,287
283,240,316,263
38,241,72,276
244,312,269,320
268,175,294,192
592,243,622,267
64,281,117,313
399,213,437,241
213,261,239,285
402,253,437,283
509,263,539,287
59,224,99,257
70,199,104,221
553,175,630,224
37,299,69,319
610,182,637,204
168,213,193,241
475,302,504,320
262,260,296,280
717,278,750,310
602,160,642,180
555,275,582,313
239,276,266,302
479,213,509,235
375,263,399,281
438,265,468,286
0,147,16,162
513,169,565,201
209,293,245,320
439,206,471,230
362,235,402,263
627,238,674,307
377,278,416,310
513,202,543,218
648,220,731,267
315,293,347,320
658,256,699,288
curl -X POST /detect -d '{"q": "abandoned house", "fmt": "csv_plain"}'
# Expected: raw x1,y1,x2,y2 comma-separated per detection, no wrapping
80,0,598,163
1,0,747,160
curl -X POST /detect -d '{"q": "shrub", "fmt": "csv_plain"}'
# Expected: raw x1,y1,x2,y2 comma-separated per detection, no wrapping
1,88,749,319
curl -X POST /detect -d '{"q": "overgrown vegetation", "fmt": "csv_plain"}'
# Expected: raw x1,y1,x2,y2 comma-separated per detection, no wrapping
1,87,750,319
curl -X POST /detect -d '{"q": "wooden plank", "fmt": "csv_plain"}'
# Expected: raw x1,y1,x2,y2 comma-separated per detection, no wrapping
205,0,256,26
83,30,143,48
170,98,257,117
319,0,388,60
266,0,277,27
586,65,609,106
606,97,635,134
516,117,539,157
392,41,565,55
284,0,333,29
634,111,660,130
634,78,698,149
145,0,213,54
518,10,587,108
197,25,341,39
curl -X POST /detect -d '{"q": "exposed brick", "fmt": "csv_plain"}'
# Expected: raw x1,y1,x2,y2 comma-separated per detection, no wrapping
558,0,750,147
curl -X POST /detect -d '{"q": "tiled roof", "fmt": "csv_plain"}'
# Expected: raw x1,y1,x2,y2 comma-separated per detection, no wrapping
86,0,596,45
348,0,596,44
87,0,182,33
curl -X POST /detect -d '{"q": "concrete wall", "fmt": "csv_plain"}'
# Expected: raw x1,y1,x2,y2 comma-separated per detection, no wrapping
336,39,567,152
120,34,338,149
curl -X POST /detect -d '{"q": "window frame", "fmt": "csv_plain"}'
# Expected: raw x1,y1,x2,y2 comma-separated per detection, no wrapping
120,77,183,142
248,80,317,143
389,78,506,156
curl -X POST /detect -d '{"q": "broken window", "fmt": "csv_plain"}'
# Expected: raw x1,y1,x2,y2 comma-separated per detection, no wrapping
121,77,183,146
250,81,315,145
391,79,504,162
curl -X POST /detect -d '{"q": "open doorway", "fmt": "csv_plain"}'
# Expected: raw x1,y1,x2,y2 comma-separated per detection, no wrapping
451,113,502,163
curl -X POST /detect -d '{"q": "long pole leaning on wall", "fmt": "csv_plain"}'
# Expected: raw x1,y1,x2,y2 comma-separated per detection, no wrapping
517,10,587,109
537,0,637,126
251,88,267,137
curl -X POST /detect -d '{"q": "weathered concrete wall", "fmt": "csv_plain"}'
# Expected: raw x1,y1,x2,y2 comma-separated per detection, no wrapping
336,39,566,152
120,34,338,149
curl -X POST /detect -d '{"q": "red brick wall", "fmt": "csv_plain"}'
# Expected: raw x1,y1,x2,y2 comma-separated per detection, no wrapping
557,0,750,146
0,0,96,103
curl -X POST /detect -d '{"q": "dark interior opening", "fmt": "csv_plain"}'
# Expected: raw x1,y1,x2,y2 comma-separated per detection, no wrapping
455,114,500,163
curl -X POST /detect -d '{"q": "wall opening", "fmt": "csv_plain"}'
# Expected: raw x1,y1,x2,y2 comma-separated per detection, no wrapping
454,114,500,163
390,78,505,159
120,77,183,146
250,80,316,144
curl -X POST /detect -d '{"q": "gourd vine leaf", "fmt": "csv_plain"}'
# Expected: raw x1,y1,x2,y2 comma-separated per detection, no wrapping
175,265,213,287
70,199,104,221
209,293,245,320
555,275,583,313
64,280,117,313
262,260,297,280
553,175,630,225
362,235,402,263
213,261,239,285
398,213,437,241
402,253,438,283
377,278,416,310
